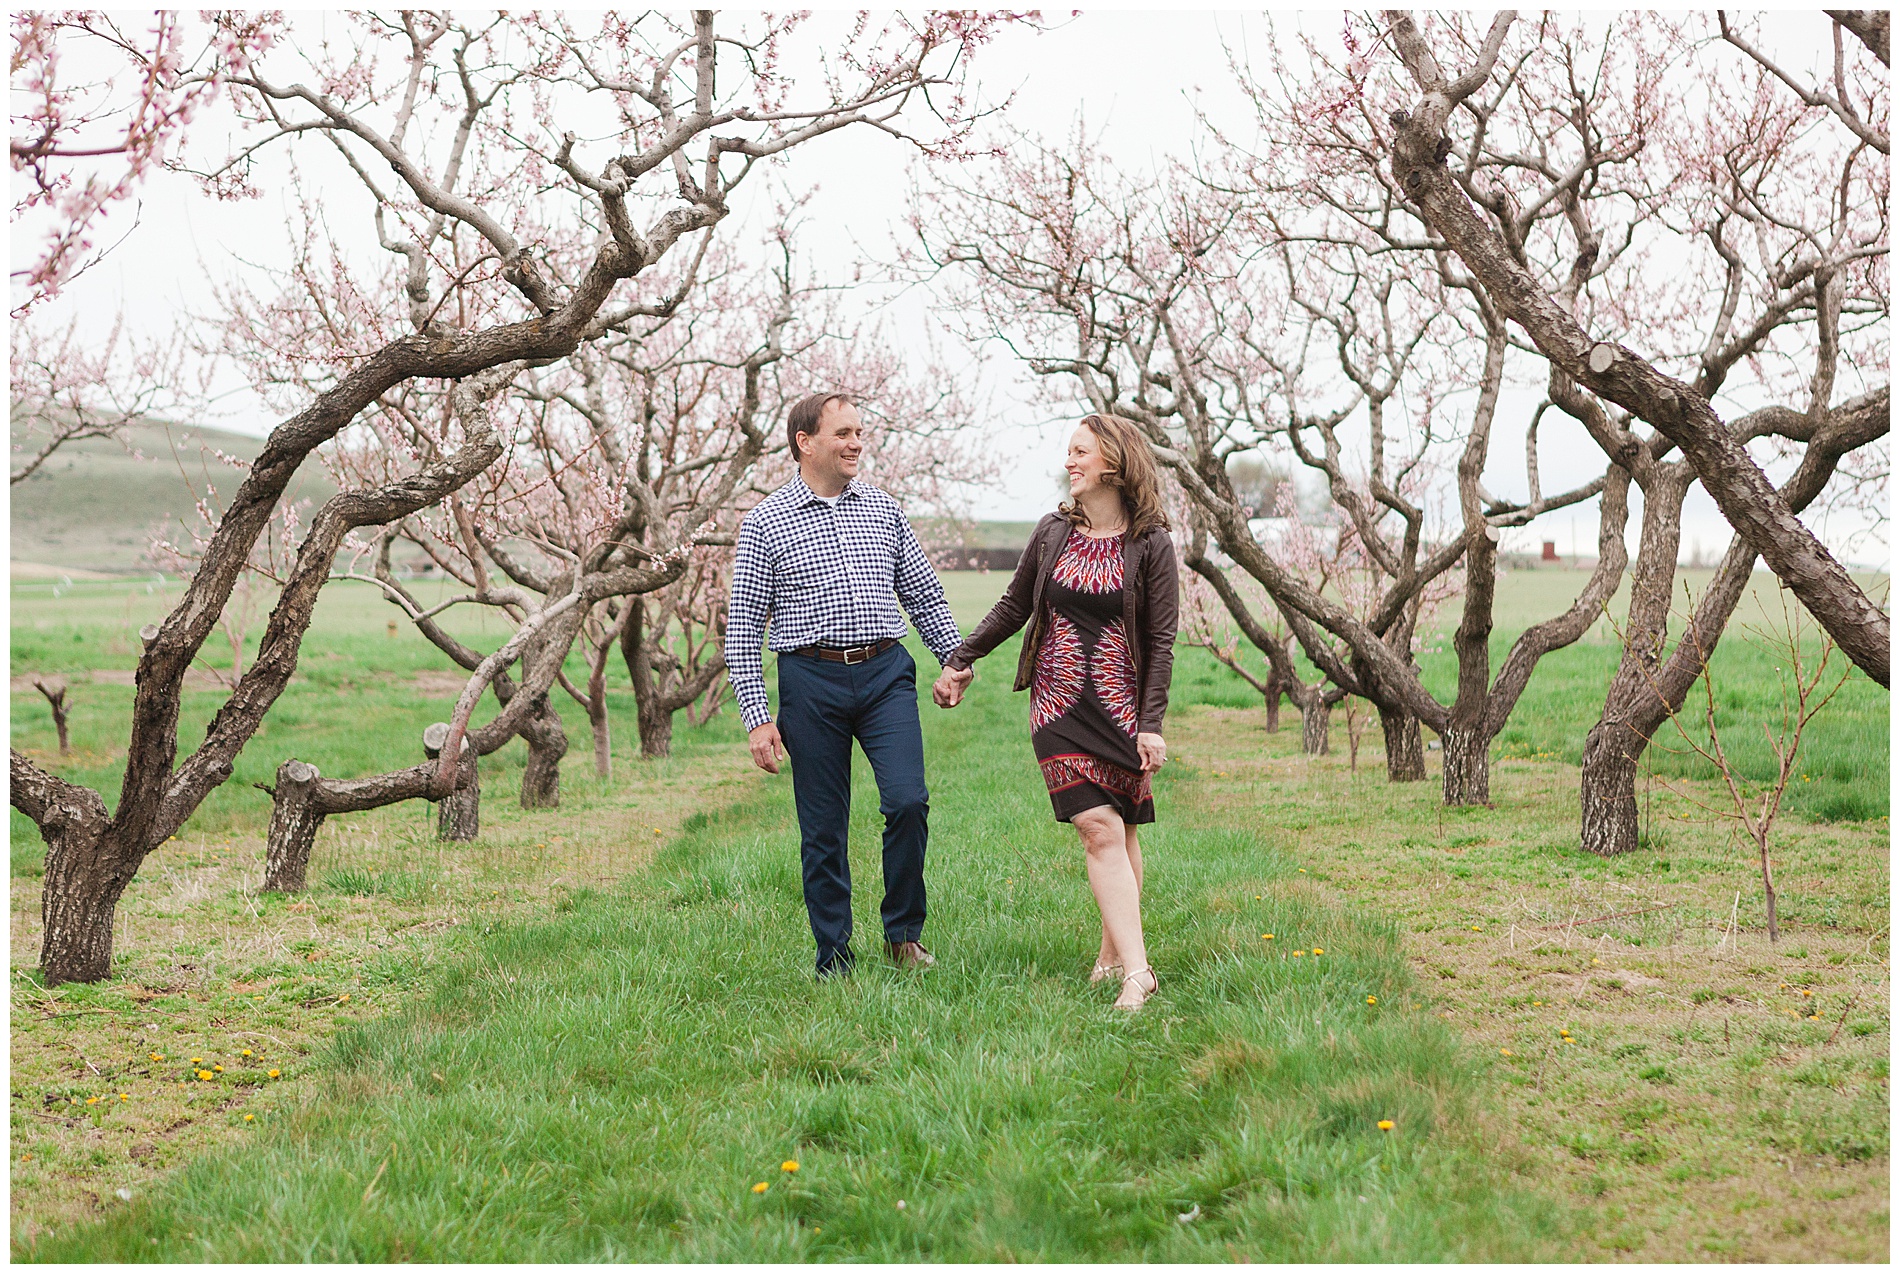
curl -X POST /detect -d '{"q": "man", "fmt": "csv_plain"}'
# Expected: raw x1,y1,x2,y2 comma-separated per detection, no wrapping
725,392,964,977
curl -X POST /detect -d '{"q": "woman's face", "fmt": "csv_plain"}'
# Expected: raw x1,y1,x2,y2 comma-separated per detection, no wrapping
1065,424,1112,498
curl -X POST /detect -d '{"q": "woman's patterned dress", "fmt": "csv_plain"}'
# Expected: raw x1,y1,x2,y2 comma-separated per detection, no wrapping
1031,529,1155,824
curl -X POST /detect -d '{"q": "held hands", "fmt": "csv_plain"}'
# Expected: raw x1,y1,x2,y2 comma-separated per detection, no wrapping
747,722,785,774
933,665,975,708
1136,732,1167,774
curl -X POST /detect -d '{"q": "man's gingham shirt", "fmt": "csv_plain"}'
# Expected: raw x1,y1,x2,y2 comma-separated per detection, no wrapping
725,474,962,731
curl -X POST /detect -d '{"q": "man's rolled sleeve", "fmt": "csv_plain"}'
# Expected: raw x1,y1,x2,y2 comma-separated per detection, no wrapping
891,512,963,665
724,515,775,731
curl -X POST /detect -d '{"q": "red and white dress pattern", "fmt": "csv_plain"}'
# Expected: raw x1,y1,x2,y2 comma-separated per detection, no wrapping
1038,753,1153,802
1030,611,1086,731
1029,529,1155,824
1092,621,1139,735
1050,530,1125,593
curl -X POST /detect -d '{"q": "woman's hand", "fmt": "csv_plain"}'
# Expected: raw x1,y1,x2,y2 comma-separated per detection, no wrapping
1136,732,1166,773
934,665,974,708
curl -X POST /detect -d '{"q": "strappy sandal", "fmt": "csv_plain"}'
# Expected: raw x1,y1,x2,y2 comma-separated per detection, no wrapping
1089,959,1123,985
1114,965,1157,1012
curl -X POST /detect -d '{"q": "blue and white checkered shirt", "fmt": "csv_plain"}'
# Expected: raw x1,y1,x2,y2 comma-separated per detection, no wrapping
725,474,962,731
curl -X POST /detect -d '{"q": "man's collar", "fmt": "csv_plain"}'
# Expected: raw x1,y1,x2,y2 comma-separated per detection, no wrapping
789,472,861,506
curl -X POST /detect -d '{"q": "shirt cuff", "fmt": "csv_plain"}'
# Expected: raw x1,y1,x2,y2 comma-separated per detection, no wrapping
739,699,773,732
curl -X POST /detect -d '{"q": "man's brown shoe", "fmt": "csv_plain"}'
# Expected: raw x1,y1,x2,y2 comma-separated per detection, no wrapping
886,940,936,970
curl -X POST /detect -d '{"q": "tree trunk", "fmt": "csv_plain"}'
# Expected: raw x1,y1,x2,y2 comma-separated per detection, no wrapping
518,692,566,809
1441,727,1491,807
33,678,70,755
1262,663,1285,733
262,759,325,893
638,704,675,758
1760,839,1780,942
1299,697,1331,755
19,756,122,986
1578,717,1643,857
422,723,480,842
625,596,677,759
1379,705,1427,782
39,829,123,986
587,693,611,780
438,768,480,841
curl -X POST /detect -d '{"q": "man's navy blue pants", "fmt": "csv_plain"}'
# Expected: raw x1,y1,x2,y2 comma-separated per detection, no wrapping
775,643,929,975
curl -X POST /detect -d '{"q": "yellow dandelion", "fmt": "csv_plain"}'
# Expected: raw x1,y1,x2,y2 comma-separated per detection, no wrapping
1262,933,1274,940
1254,895,1262,900
1377,1119,1395,1131
197,1069,214,1081
1366,996,1377,1005
1293,951,1304,958
1500,1049,1513,1056
1312,947,1324,955
268,1069,281,1079
1469,924,1481,932
338,993,350,1002
149,1053,163,1062
1532,1000,1542,1007
214,1065,224,1073
191,1057,203,1065
86,1096,99,1105
782,1160,800,1173
119,1093,129,1100
752,1182,769,1195
1591,957,1602,965
1809,1013,1821,1020
242,1049,254,1057
1298,868,1306,873
243,1114,255,1123
1801,990,1812,997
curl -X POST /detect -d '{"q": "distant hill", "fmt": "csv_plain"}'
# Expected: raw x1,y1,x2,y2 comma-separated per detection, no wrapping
10,418,337,575
10,422,1037,576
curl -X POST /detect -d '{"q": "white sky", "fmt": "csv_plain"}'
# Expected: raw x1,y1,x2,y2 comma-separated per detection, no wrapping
14,10,1886,567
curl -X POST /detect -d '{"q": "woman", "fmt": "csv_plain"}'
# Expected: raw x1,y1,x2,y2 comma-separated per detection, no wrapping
935,414,1178,1011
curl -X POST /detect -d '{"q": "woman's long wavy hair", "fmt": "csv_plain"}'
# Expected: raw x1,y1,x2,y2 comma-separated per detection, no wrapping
1060,413,1170,538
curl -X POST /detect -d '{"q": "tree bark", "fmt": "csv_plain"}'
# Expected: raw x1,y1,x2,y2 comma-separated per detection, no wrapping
32,678,70,755
40,837,123,986
1380,705,1426,782
517,691,567,808
1262,659,1286,733
1299,696,1331,755
422,722,480,842
261,760,325,892
1579,720,1643,857
1441,725,1491,807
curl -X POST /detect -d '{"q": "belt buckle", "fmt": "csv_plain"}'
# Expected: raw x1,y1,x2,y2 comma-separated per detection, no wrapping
843,644,872,665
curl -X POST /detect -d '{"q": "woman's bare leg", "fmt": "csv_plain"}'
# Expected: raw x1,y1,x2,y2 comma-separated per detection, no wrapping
1073,806,1149,1001
1095,823,1146,972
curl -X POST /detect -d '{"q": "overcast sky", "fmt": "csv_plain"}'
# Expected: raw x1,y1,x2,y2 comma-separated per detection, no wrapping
15,10,1883,567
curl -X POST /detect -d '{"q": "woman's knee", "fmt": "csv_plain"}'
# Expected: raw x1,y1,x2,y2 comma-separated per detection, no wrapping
1073,808,1124,853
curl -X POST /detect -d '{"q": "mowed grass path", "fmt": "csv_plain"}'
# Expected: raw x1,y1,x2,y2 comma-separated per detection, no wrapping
21,634,1563,1262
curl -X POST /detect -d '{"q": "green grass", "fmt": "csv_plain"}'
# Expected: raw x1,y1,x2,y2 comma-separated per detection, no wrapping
17,630,1566,1261
1171,571,1890,826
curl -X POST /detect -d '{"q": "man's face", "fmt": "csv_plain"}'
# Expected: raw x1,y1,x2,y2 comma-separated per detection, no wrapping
798,400,864,483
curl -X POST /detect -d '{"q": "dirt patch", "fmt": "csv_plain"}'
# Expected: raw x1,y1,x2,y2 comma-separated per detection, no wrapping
407,670,481,695
11,668,232,694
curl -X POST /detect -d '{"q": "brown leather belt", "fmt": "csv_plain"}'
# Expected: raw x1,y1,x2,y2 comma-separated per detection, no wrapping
790,637,898,665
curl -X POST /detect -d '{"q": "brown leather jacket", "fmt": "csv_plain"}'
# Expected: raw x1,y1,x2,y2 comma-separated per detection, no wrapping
945,513,1179,735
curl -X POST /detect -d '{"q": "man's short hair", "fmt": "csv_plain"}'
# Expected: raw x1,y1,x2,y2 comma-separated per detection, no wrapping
787,392,853,461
